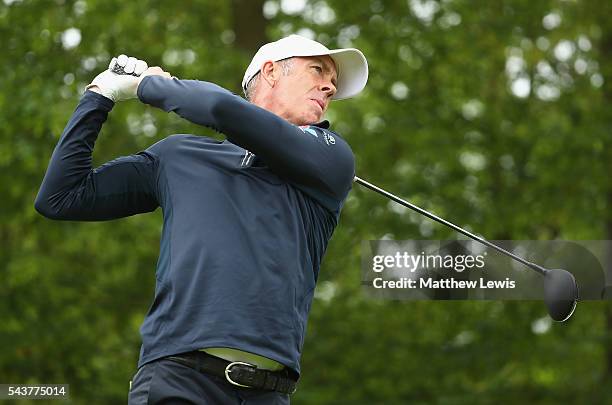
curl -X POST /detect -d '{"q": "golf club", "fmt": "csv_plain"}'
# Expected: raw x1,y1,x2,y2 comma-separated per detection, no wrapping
354,176,579,322
108,60,578,322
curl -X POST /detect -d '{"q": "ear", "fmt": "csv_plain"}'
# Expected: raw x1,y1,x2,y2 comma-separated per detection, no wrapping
260,60,280,88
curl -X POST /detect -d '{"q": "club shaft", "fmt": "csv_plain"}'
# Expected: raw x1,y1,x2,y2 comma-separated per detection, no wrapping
354,176,547,276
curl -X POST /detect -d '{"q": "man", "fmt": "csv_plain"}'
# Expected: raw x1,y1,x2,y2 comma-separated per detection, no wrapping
35,34,368,404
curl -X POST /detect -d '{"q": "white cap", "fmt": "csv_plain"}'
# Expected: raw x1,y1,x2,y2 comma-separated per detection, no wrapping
242,34,368,100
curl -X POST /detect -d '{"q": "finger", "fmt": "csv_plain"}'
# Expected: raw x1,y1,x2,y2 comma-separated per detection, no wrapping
117,54,128,67
124,56,137,74
150,67,165,76
108,57,117,70
134,60,148,76
138,68,155,79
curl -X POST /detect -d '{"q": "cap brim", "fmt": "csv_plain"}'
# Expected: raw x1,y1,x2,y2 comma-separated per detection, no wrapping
325,48,368,100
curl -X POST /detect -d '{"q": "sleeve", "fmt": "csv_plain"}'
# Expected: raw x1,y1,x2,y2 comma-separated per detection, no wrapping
34,91,160,221
137,76,355,203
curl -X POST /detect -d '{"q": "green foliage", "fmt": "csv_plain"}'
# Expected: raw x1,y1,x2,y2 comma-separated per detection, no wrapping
1,0,611,403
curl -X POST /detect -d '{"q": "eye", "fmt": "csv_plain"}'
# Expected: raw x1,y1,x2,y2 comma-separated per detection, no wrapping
312,65,323,73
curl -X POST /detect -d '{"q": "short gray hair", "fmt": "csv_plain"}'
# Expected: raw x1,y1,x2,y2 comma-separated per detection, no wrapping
244,58,294,101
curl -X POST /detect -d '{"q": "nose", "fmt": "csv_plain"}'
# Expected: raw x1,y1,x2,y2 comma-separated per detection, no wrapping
320,80,336,98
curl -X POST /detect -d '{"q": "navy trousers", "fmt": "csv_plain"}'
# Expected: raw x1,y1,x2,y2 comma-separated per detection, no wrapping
128,358,291,404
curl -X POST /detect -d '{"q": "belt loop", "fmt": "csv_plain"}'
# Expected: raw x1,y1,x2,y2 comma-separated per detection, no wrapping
262,371,270,390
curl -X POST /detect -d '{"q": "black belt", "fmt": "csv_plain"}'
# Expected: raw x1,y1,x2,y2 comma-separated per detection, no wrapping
165,351,298,395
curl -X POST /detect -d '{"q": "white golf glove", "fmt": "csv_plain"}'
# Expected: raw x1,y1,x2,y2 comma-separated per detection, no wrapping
85,55,148,102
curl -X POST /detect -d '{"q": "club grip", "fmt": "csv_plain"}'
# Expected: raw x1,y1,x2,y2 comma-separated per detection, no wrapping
109,63,139,77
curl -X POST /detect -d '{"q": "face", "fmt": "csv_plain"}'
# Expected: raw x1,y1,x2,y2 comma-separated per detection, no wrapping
264,55,338,126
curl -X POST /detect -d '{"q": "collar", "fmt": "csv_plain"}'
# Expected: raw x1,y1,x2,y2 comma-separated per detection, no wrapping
312,120,330,129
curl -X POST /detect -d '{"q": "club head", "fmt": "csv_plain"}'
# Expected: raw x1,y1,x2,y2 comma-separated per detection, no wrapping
544,269,579,322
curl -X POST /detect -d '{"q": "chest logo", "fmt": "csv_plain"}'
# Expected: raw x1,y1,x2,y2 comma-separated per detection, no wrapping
298,126,319,138
323,133,336,145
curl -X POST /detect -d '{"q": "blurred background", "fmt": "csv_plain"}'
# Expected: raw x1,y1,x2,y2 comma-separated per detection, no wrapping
1,0,611,403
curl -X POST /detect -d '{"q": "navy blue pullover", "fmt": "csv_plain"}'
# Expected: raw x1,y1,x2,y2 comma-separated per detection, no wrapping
34,76,355,375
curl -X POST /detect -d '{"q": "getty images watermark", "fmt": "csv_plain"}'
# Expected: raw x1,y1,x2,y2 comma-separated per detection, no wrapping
362,240,612,300
371,249,511,289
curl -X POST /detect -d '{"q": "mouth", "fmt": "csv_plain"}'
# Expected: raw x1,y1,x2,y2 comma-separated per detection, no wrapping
310,99,325,112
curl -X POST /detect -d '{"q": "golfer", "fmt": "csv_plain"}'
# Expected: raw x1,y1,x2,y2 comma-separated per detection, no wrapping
35,34,368,404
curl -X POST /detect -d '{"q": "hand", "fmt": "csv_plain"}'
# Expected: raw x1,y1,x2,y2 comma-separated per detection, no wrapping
86,55,149,102
137,66,174,88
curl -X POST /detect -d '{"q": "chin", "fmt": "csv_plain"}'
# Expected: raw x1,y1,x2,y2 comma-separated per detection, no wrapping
292,109,322,126
306,113,323,124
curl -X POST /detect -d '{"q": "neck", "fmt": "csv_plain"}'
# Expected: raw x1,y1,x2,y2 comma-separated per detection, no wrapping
251,94,296,125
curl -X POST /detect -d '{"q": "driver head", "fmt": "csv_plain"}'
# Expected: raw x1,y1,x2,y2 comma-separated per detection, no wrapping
544,269,579,322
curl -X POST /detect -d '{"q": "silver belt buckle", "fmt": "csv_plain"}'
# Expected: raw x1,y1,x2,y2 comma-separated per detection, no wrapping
224,361,256,388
